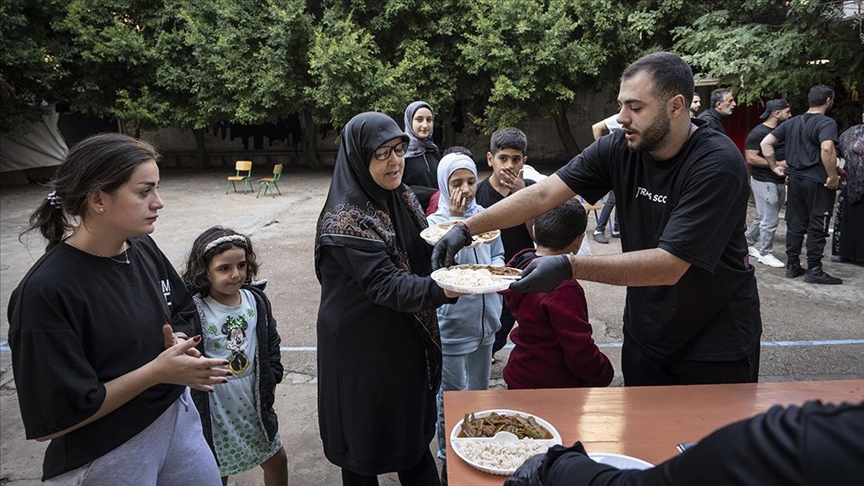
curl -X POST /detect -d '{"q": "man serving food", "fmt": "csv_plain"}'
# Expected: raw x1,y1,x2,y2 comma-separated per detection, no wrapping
432,51,762,387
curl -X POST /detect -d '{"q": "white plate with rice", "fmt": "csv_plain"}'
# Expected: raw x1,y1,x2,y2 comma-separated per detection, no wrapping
449,409,562,476
420,221,501,249
431,264,522,294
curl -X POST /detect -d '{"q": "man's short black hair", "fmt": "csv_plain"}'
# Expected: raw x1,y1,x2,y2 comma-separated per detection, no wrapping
808,84,834,107
442,145,473,158
533,199,587,251
621,52,694,107
490,127,527,154
710,88,732,109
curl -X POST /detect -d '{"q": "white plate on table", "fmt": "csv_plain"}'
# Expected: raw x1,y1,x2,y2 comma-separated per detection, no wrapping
431,264,521,294
449,409,562,476
420,221,500,249
588,452,654,470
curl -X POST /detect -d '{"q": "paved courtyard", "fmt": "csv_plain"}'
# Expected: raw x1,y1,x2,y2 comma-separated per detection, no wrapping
1,166,863,485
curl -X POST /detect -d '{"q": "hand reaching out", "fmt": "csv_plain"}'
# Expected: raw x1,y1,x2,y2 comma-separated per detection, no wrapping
431,222,473,270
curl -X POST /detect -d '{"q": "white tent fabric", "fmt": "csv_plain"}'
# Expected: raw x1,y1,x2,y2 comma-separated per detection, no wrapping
0,105,67,172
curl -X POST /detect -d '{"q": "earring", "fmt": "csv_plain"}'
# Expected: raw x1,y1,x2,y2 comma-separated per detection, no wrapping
98,208,104,213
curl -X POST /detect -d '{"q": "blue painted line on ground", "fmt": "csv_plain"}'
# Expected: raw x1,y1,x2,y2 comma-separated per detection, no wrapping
6,339,862,353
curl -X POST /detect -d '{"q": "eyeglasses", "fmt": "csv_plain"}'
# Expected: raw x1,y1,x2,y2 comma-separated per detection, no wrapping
374,142,407,161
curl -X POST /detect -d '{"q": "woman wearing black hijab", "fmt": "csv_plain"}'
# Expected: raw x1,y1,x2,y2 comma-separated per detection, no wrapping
402,101,442,211
315,112,457,485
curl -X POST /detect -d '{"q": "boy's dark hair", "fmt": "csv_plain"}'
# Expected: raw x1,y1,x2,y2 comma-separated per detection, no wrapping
442,145,473,158
621,52,694,108
182,226,260,296
808,84,834,107
533,199,587,251
489,127,527,154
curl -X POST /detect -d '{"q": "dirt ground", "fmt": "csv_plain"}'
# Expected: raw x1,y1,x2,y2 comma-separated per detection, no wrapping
1,166,863,485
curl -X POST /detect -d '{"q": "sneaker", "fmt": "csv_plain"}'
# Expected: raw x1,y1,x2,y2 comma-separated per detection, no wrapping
785,265,806,278
748,246,761,259
593,232,609,244
758,254,785,268
611,230,621,238
804,270,843,285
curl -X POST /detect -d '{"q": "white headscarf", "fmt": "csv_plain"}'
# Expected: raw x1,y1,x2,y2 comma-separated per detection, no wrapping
431,153,484,219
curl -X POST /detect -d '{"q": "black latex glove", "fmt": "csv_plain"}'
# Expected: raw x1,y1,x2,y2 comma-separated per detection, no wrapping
509,254,572,293
504,442,589,486
431,222,473,270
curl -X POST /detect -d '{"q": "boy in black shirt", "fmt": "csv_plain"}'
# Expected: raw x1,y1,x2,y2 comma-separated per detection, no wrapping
475,127,536,358
433,52,761,386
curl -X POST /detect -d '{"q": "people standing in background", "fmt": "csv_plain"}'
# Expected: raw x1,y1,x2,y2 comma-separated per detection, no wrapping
590,114,621,244
402,101,442,211
698,88,736,134
745,99,793,268
182,227,288,486
690,92,701,118
832,109,864,263
502,199,613,390
427,153,504,484
8,133,225,484
474,127,536,362
762,85,842,285
425,146,474,217
315,112,457,486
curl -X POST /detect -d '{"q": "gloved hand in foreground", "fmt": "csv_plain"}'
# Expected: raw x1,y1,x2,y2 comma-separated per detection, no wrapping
431,222,473,270
509,254,573,293
504,442,589,486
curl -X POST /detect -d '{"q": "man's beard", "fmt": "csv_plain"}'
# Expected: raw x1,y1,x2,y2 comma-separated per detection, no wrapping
626,112,670,153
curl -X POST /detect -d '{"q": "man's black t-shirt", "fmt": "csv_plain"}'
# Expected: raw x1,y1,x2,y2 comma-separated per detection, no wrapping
555,123,761,361
476,177,536,262
746,123,786,184
7,236,197,480
770,113,838,184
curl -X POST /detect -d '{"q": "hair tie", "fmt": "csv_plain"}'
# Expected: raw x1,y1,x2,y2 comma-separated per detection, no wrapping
203,234,248,253
46,191,62,208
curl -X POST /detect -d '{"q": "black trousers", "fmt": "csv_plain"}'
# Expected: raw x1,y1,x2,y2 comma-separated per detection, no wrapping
622,339,760,386
785,176,836,270
341,450,440,486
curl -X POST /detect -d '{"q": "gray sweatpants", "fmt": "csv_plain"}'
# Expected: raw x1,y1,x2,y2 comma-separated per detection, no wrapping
46,388,221,486
746,177,786,256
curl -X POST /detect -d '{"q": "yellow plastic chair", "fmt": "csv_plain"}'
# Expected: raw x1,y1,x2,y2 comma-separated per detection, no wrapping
257,164,283,198
226,160,253,194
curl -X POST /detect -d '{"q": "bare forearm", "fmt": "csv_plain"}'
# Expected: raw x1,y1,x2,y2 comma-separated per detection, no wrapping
463,175,574,235
822,146,838,177
569,248,690,287
745,150,769,168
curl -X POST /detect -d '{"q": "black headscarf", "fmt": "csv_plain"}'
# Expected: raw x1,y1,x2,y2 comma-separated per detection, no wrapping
315,112,441,387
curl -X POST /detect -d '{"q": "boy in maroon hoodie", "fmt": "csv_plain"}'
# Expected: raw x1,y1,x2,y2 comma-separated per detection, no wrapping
501,199,613,389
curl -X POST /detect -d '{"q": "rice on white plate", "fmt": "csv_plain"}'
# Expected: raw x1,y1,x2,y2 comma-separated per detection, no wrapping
457,439,550,471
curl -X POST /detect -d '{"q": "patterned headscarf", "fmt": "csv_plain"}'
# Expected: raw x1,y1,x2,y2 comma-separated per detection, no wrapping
403,101,439,158
315,112,442,389
430,153,484,220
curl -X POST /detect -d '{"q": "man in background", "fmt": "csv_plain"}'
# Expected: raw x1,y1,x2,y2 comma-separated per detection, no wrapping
690,92,701,118
698,88,736,134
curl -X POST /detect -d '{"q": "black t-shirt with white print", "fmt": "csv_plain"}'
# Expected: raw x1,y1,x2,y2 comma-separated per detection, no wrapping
556,121,761,361
7,235,198,480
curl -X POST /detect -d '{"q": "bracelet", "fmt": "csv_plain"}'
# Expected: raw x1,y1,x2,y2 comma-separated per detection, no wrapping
567,254,577,279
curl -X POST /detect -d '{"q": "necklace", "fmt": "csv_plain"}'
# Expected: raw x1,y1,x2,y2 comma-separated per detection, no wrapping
66,240,131,265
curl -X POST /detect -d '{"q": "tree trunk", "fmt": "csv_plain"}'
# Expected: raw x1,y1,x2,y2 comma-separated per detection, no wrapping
193,128,206,171
553,107,580,158
300,109,319,168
